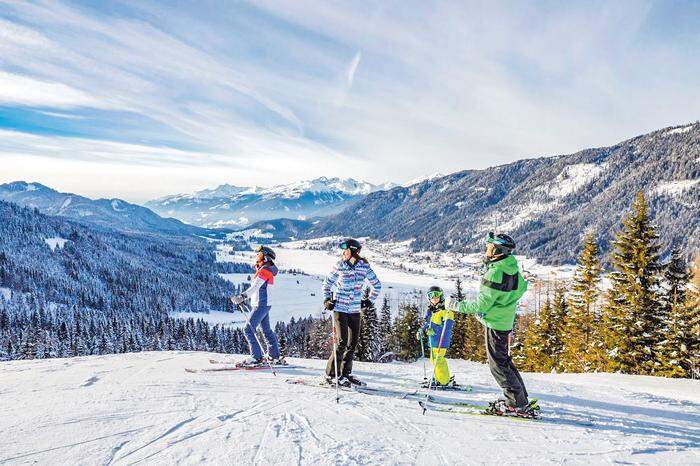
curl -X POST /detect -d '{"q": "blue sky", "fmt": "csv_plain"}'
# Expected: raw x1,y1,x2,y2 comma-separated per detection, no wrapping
0,0,698,201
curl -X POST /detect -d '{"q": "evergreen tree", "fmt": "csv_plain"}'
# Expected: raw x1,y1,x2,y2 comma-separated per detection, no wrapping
448,277,468,359
392,303,421,361
357,292,379,362
377,295,393,358
657,254,700,377
562,233,603,372
600,192,663,375
520,286,566,372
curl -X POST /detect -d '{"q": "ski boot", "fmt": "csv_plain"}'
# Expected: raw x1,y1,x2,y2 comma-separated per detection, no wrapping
322,375,351,388
238,357,265,368
270,357,288,366
484,399,540,418
344,374,367,387
335,376,352,388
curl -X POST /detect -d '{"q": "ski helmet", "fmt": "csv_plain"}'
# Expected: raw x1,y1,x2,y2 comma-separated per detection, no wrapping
426,285,444,302
255,245,276,261
339,238,362,253
486,232,516,255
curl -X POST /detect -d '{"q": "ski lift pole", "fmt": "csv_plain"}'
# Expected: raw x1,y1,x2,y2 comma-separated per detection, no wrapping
239,302,277,377
421,315,450,415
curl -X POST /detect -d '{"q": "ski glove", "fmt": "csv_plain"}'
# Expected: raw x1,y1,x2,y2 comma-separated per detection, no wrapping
444,296,459,313
425,327,435,337
360,298,372,309
231,294,247,305
323,299,336,311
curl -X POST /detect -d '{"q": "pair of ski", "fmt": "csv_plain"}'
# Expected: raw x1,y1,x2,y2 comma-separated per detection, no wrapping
286,377,539,421
184,359,296,373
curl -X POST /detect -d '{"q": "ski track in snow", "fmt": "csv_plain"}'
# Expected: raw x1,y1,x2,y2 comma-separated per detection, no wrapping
1,352,699,465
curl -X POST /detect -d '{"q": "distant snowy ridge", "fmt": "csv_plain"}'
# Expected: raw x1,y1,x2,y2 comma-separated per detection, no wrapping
146,177,396,228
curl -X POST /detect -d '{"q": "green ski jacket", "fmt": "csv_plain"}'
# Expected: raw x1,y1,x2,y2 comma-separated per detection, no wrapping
455,255,528,331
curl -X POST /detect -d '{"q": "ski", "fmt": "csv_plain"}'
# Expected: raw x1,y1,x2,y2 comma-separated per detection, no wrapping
418,400,540,421
186,364,297,373
400,381,473,393
285,378,421,399
285,378,354,392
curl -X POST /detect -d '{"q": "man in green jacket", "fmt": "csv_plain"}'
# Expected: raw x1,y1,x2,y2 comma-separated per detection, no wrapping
447,232,539,418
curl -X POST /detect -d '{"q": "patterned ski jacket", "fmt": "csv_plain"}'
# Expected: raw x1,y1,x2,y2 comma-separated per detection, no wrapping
322,259,382,314
245,262,278,308
421,305,455,349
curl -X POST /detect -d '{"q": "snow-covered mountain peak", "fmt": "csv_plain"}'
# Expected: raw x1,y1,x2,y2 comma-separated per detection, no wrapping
402,172,445,187
263,177,382,198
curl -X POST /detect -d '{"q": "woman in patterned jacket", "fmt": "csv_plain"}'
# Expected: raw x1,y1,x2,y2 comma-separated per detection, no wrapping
322,238,382,387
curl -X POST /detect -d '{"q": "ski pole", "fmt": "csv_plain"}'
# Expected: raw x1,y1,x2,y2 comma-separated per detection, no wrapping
421,315,450,415
331,313,340,404
239,302,277,377
419,334,427,382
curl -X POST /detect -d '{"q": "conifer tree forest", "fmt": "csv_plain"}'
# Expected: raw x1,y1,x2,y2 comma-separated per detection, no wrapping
2,193,698,379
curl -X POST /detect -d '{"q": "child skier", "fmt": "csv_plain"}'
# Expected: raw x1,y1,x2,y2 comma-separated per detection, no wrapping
446,232,539,418
231,245,284,367
416,286,455,387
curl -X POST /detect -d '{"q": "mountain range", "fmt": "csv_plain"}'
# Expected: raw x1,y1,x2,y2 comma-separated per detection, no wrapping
144,177,395,228
0,181,220,238
255,123,700,265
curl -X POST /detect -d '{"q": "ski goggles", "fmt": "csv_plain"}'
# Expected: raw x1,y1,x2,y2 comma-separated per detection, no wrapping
339,242,350,250
427,290,443,300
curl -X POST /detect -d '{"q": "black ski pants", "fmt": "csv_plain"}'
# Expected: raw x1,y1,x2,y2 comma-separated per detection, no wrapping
486,328,529,408
326,311,361,377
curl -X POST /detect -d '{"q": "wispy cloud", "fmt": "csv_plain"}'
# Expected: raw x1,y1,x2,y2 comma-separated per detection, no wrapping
0,0,699,200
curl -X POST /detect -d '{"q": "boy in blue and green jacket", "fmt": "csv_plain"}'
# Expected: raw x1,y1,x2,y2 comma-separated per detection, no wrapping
416,285,455,386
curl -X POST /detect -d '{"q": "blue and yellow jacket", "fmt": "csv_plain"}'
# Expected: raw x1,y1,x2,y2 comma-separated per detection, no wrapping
421,304,454,349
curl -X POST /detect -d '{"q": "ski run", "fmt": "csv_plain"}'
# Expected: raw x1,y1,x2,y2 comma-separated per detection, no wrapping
1,351,699,465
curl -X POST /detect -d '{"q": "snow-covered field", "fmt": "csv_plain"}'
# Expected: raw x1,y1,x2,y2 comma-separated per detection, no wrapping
1,352,698,465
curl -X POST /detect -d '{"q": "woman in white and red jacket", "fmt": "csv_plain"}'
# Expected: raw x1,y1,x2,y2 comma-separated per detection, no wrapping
231,246,282,366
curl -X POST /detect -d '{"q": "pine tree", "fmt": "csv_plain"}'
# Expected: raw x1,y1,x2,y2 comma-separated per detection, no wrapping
357,292,380,362
377,295,393,358
521,292,552,372
392,303,422,361
277,327,288,358
448,277,468,359
520,284,566,373
547,283,568,371
562,233,603,372
687,255,700,378
600,192,663,375
657,254,700,377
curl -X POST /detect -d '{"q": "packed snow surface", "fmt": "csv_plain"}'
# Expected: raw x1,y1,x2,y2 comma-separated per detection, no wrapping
1,352,698,465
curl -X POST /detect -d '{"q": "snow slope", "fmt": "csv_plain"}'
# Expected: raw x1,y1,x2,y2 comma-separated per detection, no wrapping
1,352,698,465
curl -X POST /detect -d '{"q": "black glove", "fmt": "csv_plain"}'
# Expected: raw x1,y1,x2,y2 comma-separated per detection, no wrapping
324,299,336,311
361,299,372,309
